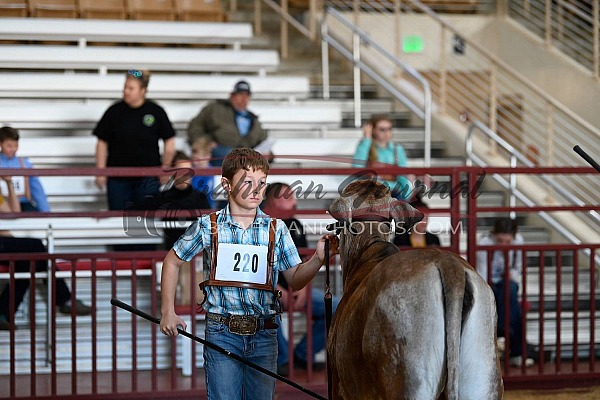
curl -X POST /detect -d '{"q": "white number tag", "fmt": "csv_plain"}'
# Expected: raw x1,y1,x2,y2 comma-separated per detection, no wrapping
0,177,26,197
215,243,268,285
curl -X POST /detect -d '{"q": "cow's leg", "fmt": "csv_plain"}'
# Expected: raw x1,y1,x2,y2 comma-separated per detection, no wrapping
458,270,504,400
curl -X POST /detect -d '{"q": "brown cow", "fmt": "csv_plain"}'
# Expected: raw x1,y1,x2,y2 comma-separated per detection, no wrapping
327,180,503,400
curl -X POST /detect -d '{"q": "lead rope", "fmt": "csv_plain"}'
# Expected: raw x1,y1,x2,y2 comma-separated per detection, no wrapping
323,239,333,400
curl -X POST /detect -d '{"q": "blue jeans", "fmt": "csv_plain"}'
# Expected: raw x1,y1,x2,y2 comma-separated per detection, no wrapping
277,288,340,366
107,177,159,251
204,319,277,400
492,280,525,357
106,177,159,211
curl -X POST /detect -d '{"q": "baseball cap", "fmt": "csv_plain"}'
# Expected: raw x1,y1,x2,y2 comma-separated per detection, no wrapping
232,80,251,95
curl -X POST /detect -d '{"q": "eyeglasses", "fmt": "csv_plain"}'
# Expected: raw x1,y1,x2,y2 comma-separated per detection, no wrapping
376,126,393,132
128,69,143,79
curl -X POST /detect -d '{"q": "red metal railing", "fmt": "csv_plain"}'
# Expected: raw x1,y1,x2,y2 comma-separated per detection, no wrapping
0,164,598,397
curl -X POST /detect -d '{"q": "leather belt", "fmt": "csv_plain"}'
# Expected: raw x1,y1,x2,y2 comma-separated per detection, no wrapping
206,313,278,335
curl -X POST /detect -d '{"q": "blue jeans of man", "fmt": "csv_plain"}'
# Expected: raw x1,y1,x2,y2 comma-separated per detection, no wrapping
107,177,159,251
204,319,277,400
492,280,525,357
277,288,340,366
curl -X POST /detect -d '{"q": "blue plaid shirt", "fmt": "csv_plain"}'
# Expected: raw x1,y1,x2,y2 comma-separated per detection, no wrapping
173,205,302,316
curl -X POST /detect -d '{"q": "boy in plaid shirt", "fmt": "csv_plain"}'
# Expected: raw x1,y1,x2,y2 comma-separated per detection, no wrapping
160,147,338,399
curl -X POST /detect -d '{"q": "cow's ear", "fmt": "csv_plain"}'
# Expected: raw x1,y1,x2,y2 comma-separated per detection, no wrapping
390,199,424,231
329,196,352,221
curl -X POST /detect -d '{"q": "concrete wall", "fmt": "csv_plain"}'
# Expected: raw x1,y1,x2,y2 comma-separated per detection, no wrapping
333,11,600,133
332,13,493,70
327,12,600,161
472,18,600,131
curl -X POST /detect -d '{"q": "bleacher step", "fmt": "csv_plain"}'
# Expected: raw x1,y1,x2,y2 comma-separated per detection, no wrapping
340,110,414,128
310,84,381,100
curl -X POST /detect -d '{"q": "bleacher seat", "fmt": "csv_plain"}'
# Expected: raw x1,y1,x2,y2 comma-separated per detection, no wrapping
127,0,176,21
175,0,225,22
78,0,127,19
17,137,356,166
0,73,309,100
1,217,166,253
0,17,253,46
29,0,78,18
0,101,341,134
0,45,279,74
0,0,28,17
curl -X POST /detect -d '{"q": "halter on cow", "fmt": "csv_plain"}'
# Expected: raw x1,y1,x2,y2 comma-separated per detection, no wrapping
327,180,503,400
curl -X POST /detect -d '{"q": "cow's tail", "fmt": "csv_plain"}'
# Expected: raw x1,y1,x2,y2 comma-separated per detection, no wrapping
436,253,470,400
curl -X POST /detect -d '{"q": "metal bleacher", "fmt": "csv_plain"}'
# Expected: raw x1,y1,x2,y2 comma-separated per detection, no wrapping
0,100,341,134
0,14,297,381
0,45,279,74
0,17,251,45
0,73,310,100
1,2,598,395
0,16,275,74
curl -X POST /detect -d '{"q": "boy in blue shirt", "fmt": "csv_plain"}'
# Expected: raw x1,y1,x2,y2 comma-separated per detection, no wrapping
0,126,50,212
160,147,338,399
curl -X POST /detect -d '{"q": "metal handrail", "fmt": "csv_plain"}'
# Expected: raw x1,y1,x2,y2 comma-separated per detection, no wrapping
466,138,600,279
397,0,600,140
252,0,433,165
321,7,433,165
321,1,600,211
320,0,599,209
252,0,600,159
508,0,600,80
466,119,600,231
466,120,600,286
254,0,314,60
327,0,600,139
252,0,598,230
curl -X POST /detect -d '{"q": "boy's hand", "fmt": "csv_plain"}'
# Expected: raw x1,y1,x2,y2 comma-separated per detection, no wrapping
95,176,106,190
160,312,187,336
316,234,339,264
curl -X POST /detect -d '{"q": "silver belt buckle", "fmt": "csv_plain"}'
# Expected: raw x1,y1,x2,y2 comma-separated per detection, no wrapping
228,315,258,336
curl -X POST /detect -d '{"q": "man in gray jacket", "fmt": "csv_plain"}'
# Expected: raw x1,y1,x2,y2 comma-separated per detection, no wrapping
187,80,268,166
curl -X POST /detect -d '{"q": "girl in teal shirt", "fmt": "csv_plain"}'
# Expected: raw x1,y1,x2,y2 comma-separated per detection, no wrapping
353,114,412,199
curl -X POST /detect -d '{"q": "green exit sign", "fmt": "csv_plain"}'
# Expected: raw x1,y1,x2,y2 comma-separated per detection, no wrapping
403,35,424,53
